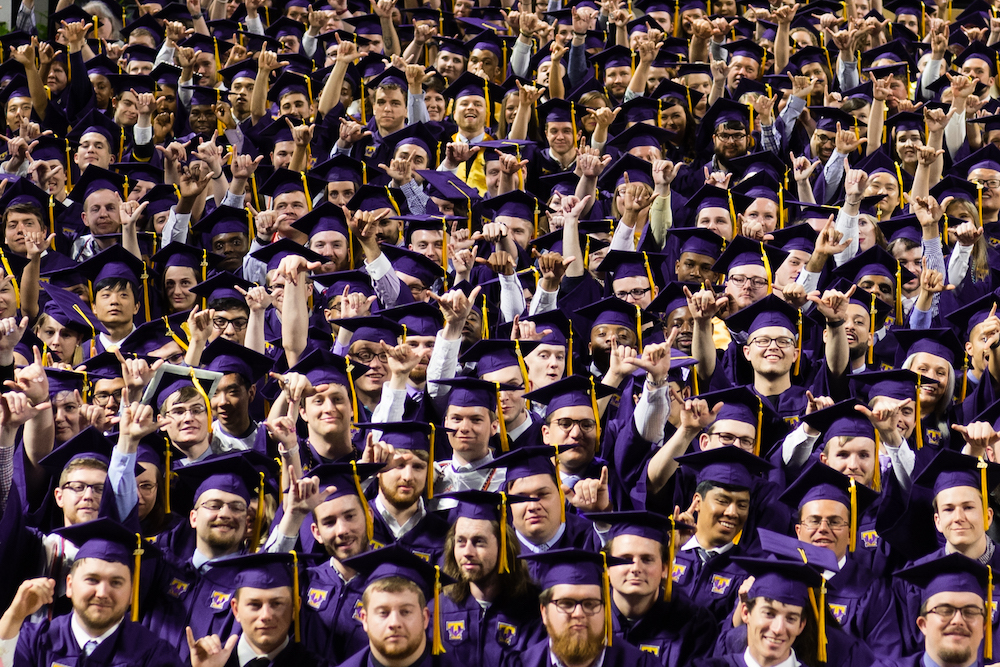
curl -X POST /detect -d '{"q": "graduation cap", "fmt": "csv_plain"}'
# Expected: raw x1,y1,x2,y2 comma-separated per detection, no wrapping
201,337,273,385
306,460,385,541
258,168,326,209
67,108,123,162
50,5,98,37
953,143,1000,178
589,45,634,73
249,237,326,275
309,154,367,186
40,426,115,471
113,162,164,187
712,236,788,285
313,269,374,302
40,283,108,343
800,397,875,450
290,202,350,251
173,451,269,546
430,376,524,451
605,123,677,156
779,459,879,551
894,327,965,369
830,245,915,324
140,363,223,443
669,228,726,266
596,153,655,193
767,223,816,254
346,184,409,218
685,185,754,235
574,296,657,351
76,245,151,320
691,385,782,455
675,444,774,493
330,314,405,346
191,204,253,243
52,518,148,620
287,349,368,418
218,58,258,85
69,164,130,204
355,420,440,499
343,543,455,653
151,242,224,285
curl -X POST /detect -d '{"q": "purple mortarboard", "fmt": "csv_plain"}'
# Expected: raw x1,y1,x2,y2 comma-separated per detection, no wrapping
459,339,538,376
756,528,841,574
712,236,789,277
575,297,654,339
946,292,1000,340
436,35,470,59
368,245,439,287
250,238,326,274
686,185,754,222
675,445,773,489
879,214,922,244
201,337,273,384
480,190,542,223
309,461,385,504
116,312,189,357
218,58,258,84
590,45,633,71
953,143,1000,176
365,66,408,91
141,364,222,415
647,281,700,318
151,242,223,283
70,165,128,202
915,448,1000,503
599,250,666,286
724,38,765,62
379,302,444,337
696,384,773,430
46,368,88,397
896,553,990,604
829,245,915,325
174,452,263,510
53,518,141,569
442,71,505,103
181,85,224,107
288,348,368,389
893,327,965,367
734,557,825,609
597,153,655,191
83,54,119,78
520,311,572,348
330,314,404,345
767,223,816,254
728,151,789,185
418,170,482,205
441,489,534,523
519,548,627,589
733,171,783,204
605,123,676,155
346,184,409,216
313,269,374,300
191,204,252,241
778,461,878,552
114,162,164,186
800,399,875,444
538,172,579,199
955,40,998,75
724,293,800,337
809,106,861,133
40,284,107,340
264,15,305,41
26,135,68,163
259,168,326,205
257,115,299,145
432,376,519,412
210,551,308,592
855,368,927,403
343,543,456,604
342,13,384,35
309,154,366,185
291,202,349,239
384,122,439,164
188,271,255,305
40,426,114,471
585,509,692,545
76,244,145,291
522,374,618,416
671,228,725,260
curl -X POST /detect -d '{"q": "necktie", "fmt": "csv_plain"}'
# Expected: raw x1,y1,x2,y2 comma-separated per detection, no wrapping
246,658,270,667
696,547,712,563
82,640,98,657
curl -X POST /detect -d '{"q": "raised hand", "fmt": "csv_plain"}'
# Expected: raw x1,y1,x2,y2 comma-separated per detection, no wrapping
684,286,727,321
564,466,611,512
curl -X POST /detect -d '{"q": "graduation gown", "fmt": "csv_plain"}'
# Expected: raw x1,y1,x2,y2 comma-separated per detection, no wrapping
369,503,451,565
670,546,749,625
505,637,661,667
825,554,904,660
15,614,182,667
708,623,885,667
437,590,545,666
300,562,369,665
611,592,718,667
222,640,328,667
338,646,465,667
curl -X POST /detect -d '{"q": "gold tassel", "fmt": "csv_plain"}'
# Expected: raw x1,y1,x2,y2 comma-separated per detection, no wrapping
868,298,876,364
554,446,567,524
291,551,301,642
131,533,142,621
427,424,435,500
915,376,923,450
352,459,374,543
432,566,445,654
664,517,675,602
498,491,510,574
602,552,613,646
849,478,857,552
760,242,772,295
589,377,602,443
988,564,995,661
187,367,211,435
496,383,509,452
249,471,264,552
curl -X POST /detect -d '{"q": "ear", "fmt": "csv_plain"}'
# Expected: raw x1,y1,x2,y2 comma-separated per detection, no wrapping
247,384,256,402
966,341,975,358
691,493,702,513
359,607,368,633
190,509,199,529
698,433,710,450
230,594,240,618
422,605,430,631
54,486,65,508
739,601,750,626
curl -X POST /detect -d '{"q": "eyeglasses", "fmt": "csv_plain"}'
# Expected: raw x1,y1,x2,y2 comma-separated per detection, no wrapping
800,516,848,530
137,482,157,494
728,275,769,290
551,417,598,433
61,481,105,495
814,134,837,145
92,389,123,406
213,317,249,331
710,432,755,450
167,404,208,419
408,284,429,296
748,336,795,349
715,132,747,143
925,605,986,622
199,500,248,514
549,598,604,615
352,349,389,364
614,287,652,300
972,179,1000,189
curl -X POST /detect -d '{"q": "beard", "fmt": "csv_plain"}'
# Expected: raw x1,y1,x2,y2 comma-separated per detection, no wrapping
371,629,424,660
410,365,427,384
937,645,973,665
458,561,498,586
550,625,605,666
203,520,243,551
381,482,422,510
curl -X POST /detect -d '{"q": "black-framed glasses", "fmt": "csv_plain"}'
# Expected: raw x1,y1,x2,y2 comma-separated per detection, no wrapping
800,516,848,530
710,432,755,450
92,389,123,406
747,336,795,349
614,287,652,300
551,417,598,433
715,132,747,143
199,500,248,514
213,317,249,331
728,275,769,290
61,481,105,495
549,598,604,615
352,349,389,364
925,605,986,622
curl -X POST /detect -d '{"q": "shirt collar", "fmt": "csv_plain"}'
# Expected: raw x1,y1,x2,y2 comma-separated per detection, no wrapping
680,535,735,556
451,451,493,472
506,411,533,442
236,633,290,665
517,521,567,553
374,495,427,539
743,647,799,667
70,612,123,648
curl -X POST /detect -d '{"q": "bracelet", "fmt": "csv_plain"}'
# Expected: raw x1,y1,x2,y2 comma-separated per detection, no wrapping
646,375,669,388
845,198,861,206
211,171,224,180
826,319,846,328
574,30,587,36
520,31,534,38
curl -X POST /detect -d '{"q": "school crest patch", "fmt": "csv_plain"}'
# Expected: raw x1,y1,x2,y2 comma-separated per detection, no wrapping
671,562,687,582
307,588,328,609
927,429,942,446
784,416,800,428
497,622,516,646
861,530,879,548
210,591,232,610
447,620,465,641
711,574,732,595
167,578,190,598
412,551,432,562
352,600,364,621
829,604,847,625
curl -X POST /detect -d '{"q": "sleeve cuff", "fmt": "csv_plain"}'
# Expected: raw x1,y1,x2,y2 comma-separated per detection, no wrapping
365,252,392,280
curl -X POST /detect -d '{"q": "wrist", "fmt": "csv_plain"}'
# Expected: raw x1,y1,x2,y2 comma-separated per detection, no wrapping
826,318,846,328
645,375,668,388
574,30,587,35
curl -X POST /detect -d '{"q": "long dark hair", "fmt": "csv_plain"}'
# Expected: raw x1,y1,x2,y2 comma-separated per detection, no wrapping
443,519,536,604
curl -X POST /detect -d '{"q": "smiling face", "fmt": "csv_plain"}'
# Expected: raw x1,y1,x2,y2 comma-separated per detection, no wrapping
743,325,798,379
311,494,369,561
482,365,526,425
918,590,986,667
189,488,248,556
542,405,598,474
795,499,851,561
82,189,123,237
693,485,750,548
934,485,993,553
454,94,487,135
444,405,497,462
300,384,352,440
67,558,132,636
820,436,876,488
895,129,924,164
163,265,198,313
741,597,806,667
55,464,107,526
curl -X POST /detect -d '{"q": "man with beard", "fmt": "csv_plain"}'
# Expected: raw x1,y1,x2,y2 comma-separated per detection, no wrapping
460,340,542,451
591,46,633,104
0,520,181,667
291,203,353,274
353,421,449,563
437,490,545,664
141,454,265,664
379,303,443,418
514,549,659,667
894,554,990,667
589,511,717,666
574,298,650,378
187,552,325,667
649,283,698,356
674,100,752,196
339,544,461,667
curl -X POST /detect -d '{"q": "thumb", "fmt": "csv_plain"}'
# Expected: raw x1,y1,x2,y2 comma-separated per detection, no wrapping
600,466,608,485
224,635,239,652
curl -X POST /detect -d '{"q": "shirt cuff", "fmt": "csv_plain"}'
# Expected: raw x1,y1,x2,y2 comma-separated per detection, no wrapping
365,251,392,280
133,124,153,144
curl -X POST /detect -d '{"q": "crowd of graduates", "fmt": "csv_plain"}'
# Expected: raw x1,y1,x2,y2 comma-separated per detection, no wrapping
9,0,1000,663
